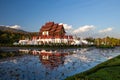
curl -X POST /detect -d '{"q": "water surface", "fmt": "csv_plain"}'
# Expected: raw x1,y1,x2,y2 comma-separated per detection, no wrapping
0,47,120,80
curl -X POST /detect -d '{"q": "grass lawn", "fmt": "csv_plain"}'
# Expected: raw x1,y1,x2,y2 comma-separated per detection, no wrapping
65,55,120,80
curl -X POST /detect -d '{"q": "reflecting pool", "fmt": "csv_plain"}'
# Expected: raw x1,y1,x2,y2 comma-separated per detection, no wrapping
0,47,120,80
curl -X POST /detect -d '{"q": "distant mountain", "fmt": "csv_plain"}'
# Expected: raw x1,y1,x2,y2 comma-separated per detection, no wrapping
0,26,39,45
0,26,29,34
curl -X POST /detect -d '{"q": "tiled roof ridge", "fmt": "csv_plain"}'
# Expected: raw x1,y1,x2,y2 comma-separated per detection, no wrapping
39,22,66,36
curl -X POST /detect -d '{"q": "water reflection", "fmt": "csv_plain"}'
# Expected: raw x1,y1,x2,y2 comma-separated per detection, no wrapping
19,49,69,69
0,47,120,80
38,50,68,69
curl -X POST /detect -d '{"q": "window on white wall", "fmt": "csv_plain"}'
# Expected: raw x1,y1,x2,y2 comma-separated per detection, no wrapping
42,31,49,35
42,32,44,35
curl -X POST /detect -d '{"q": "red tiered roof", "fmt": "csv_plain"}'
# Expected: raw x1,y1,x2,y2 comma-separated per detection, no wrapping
39,22,65,37
37,22,74,40
55,29,61,33
45,22,54,27
57,25,63,29
50,24,58,32
52,24,58,28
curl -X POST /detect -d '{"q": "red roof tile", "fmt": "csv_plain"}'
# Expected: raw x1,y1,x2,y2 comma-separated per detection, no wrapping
45,22,54,27
39,22,68,39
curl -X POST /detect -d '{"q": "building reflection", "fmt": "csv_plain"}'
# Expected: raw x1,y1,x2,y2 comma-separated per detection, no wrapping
39,50,68,69
19,49,70,69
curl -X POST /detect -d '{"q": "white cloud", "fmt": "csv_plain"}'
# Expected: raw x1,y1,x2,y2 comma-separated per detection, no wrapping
58,23,117,38
99,27,113,33
59,23,72,30
7,25,21,29
73,25,95,34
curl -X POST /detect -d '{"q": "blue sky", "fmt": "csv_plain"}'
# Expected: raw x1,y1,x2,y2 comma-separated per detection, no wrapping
0,0,120,38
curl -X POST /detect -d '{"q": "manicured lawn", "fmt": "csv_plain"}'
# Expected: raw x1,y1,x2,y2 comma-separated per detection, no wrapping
65,55,120,80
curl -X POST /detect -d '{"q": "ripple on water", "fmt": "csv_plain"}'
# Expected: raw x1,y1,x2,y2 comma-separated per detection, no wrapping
0,48,120,80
